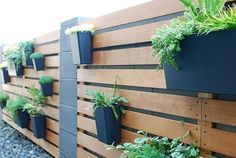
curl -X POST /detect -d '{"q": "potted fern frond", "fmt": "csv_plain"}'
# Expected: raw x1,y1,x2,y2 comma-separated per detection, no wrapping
0,61,10,84
39,76,53,96
24,86,46,139
87,80,127,144
30,52,44,71
0,92,9,109
65,23,95,65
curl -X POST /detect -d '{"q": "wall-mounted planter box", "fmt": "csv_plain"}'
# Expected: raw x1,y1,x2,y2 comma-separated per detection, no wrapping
0,100,7,109
31,115,45,139
69,31,92,65
1,68,10,83
95,104,121,145
7,60,23,77
14,110,29,128
40,82,53,97
32,57,44,71
164,29,236,95
22,46,34,67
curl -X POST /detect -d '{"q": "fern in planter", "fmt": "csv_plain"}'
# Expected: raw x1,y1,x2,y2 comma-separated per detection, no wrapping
24,86,46,139
87,80,127,144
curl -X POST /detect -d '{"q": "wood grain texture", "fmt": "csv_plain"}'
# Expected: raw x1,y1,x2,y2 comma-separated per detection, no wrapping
77,69,166,89
45,55,59,67
35,42,60,55
35,30,60,45
77,147,97,158
24,68,59,80
77,86,201,119
201,127,236,157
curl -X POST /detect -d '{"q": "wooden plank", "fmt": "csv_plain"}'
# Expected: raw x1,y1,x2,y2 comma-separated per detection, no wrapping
82,0,184,30
77,69,166,89
77,147,97,158
45,55,59,67
44,105,59,121
3,114,59,157
46,117,59,134
9,77,24,86
2,84,23,95
35,42,60,55
77,132,122,158
93,21,169,48
24,68,59,80
201,127,236,157
77,86,201,119
35,30,60,45
202,99,236,127
77,100,93,116
93,46,157,65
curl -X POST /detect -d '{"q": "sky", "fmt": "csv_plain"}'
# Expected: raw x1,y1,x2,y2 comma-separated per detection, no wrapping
0,0,150,44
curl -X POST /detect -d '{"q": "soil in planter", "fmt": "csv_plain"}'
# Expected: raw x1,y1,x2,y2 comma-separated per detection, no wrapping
0,100,7,109
32,58,44,71
1,68,10,83
14,110,29,128
31,115,45,139
95,104,121,145
40,82,53,97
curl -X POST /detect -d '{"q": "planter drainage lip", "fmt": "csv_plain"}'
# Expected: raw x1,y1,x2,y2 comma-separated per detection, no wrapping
164,29,236,95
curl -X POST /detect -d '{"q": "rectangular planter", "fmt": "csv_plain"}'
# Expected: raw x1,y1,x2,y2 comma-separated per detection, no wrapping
31,115,46,139
14,110,29,128
40,82,53,97
7,60,23,77
32,57,44,71
95,104,121,145
0,100,7,109
69,31,92,65
1,68,10,83
164,29,236,95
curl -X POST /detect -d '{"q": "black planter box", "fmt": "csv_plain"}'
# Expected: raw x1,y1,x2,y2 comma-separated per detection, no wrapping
31,115,46,139
14,110,29,128
32,58,44,71
0,100,7,109
1,68,10,83
164,29,236,95
69,31,92,65
22,46,34,66
95,104,121,144
40,82,53,97
7,60,23,77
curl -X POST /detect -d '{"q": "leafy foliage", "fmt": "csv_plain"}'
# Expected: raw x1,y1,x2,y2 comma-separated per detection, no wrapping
0,92,9,102
18,40,34,64
24,86,45,116
86,77,127,119
5,96,28,119
65,23,96,35
114,131,201,158
30,52,44,59
3,45,22,68
39,76,53,84
152,0,236,69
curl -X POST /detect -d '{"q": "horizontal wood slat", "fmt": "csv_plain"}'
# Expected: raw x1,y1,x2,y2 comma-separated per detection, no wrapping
93,47,157,65
45,56,59,67
202,99,236,126
77,86,201,119
24,68,59,80
83,0,184,30
35,30,60,45
3,114,59,157
77,132,122,158
201,127,236,157
77,147,97,158
35,42,60,55
93,21,169,48
77,69,166,89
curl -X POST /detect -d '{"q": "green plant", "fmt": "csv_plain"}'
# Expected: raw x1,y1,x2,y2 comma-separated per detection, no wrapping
0,61,8,69
86,78,127,119
30,52,44,59
39,76,53,84
112,131,201,158
24,86,45,116
5,96,28,119
18,40,34,63
151,0,236,69
0,92,9,102
3,45,22,68
65,23,96,35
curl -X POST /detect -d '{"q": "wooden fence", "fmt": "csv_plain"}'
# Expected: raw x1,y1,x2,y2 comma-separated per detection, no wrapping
2,30,60,157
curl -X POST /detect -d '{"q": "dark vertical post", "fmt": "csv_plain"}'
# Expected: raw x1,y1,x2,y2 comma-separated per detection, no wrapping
59,17,88,158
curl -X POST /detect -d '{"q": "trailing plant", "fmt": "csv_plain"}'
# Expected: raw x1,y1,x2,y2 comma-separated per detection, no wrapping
30,52,44,59
5,96,28,119
86,77,127,119
39,76,53,84
110,131,201,158
65,23,96,35
0,61,8,69
23,86,45,116
0,92,9,102
151,0,236,69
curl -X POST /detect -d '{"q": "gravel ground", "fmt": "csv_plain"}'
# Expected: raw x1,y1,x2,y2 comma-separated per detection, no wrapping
0,119,52,158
